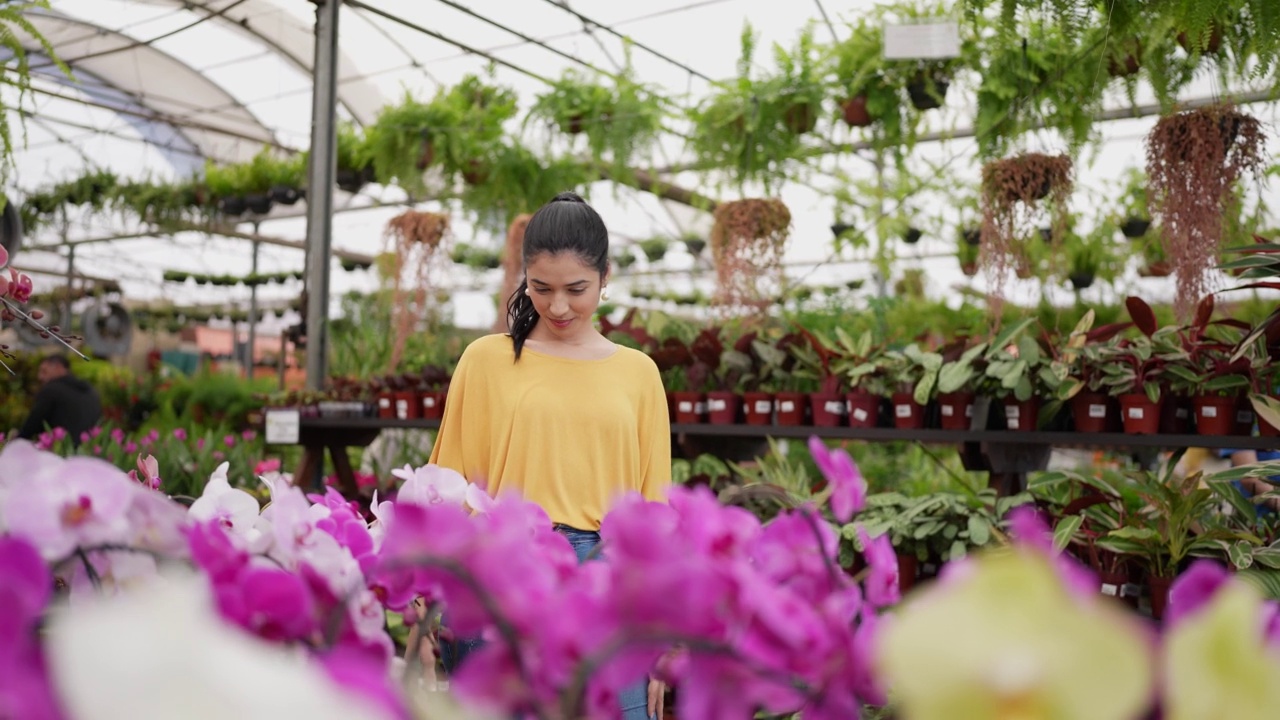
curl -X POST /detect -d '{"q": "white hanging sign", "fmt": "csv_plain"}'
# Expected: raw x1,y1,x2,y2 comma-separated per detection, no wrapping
883,22,962,60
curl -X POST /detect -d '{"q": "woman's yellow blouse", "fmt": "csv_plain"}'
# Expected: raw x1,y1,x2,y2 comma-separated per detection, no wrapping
428,334,672,530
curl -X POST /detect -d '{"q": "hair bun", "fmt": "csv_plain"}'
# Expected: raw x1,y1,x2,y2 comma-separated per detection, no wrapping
550,191,585,204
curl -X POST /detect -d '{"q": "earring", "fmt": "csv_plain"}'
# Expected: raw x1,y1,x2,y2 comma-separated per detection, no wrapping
524,287,530,295
601,287,610,301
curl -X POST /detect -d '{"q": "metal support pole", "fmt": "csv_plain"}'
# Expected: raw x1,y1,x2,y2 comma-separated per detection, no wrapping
247,238,260,380
303,0,340,392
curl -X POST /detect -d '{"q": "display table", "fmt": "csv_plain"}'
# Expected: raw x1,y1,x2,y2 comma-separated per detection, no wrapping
289,414,1280,495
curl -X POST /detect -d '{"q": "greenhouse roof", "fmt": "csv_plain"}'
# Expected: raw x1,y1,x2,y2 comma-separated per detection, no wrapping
5,0,1280,332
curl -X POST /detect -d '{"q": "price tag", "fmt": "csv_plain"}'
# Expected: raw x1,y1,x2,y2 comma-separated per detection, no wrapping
378,397,390,409
852,408,868,422
754,400,772,414
1128,407,1144,419
395,399,409,419
1101,583,1118,597
895,404,912,418
677,401,693,413
779,400,795,412
1007,418,1020,430
265,409,300,445
941,405,954,417
707,399,726,412
824,400,846,414
1202,405,1218,418
422,396,436,409
1089,404,1106,418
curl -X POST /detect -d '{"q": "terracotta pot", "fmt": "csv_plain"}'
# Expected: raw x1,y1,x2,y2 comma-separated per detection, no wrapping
392,390,420,420
808,392,846,427
1234,395,1256,435
846,391,880,428
891,392,926,430
1194,394,1239,436
1161,395,1193,434
897,553,919,595
671,391,705,424
1071,392,1111,433
419,390,446,420
840,94,873,127
1119,394,1162,435
376,393,395,419
774,391,806,426
1148,573,1174,620
704,391,740,425
742,391,774,427
1003,397,1041,432
937,391,975,430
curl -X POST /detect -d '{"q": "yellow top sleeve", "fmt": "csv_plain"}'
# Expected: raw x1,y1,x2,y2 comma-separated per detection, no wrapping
428,334,671,530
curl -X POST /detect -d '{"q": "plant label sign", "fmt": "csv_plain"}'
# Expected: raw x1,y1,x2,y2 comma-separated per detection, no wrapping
1089,404,1107,418
883,22,961,60
707,399,727,412
265,409,300,445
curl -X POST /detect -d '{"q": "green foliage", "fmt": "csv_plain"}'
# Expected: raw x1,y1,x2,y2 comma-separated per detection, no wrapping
0,1,71,193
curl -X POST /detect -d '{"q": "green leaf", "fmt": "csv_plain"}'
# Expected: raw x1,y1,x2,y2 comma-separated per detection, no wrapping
1052,515,1084,552
949,540,967,561
967,515,991,546
1228,540,1255,570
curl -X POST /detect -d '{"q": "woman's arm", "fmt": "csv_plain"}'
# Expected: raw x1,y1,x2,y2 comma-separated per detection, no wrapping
637,365,672,503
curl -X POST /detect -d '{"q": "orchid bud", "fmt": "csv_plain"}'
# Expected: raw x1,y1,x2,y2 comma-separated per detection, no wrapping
29,310,43,319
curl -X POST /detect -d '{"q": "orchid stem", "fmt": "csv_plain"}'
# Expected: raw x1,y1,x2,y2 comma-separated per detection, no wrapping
1,297,88,359
76,548,102,590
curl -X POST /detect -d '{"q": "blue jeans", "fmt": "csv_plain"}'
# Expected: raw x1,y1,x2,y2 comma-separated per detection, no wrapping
441,525,656,720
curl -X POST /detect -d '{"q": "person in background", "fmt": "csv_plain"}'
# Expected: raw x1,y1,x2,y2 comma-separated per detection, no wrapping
1222,448,1280,514
18,354,102,443
424,191,671,720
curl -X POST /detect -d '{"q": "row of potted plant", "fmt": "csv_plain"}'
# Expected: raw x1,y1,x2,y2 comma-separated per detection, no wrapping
599,292,1280,437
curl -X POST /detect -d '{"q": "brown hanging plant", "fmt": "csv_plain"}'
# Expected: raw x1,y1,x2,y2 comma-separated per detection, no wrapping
1145,104,1264,319
384,210,451,372
709,198,792,317
979,152,1073,307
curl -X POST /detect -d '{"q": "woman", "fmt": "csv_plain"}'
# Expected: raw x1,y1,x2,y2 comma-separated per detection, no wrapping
426,191,671,720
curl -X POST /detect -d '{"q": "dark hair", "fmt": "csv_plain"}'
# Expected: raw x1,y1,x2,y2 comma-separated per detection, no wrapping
507,191,609,359
41,354,71,370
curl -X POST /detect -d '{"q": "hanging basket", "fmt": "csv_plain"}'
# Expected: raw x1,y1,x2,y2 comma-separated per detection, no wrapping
709,199,791,315
1145,104,1264,320
979,152,1073,304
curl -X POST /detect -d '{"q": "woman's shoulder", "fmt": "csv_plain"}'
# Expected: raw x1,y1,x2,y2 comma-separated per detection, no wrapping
460,334,515,363
610,344,660,374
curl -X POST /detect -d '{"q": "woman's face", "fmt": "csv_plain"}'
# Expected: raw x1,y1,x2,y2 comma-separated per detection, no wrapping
526,251,607,339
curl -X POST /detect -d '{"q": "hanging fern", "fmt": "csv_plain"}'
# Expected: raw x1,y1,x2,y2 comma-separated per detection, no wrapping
0,1,71,197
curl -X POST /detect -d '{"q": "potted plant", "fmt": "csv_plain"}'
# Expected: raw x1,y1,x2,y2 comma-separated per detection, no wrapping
982,328,1055,432
1145,104,1265,320
709,198,791,315
878,343,942,430
1063,226,1116,291
650,335,701,424
528,60,665,168
830,328,890,428
791,329,848,427
1111,168,1152,238
979,152,1073,299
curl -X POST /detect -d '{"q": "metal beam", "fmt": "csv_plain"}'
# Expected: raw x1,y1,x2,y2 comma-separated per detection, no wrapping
303,0,341,391
25,224,375,264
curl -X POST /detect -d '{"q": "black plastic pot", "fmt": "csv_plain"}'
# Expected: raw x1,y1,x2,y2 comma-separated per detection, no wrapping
270,185,301,206
903,227,923,244
1038,227,1053,243
1069,272,1096,290
336,169,366,193
218,196,247,216
831,223,854,239
1120,217,1151,238
245,194,274,215
907,73,950,111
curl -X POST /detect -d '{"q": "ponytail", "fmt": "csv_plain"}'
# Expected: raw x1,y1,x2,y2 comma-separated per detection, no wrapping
507,279,539,359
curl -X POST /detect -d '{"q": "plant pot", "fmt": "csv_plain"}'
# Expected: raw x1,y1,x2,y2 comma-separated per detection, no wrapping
897,553,919,595
1069,272,1096,290
783,102,817,135
808,392,846,428
376,392,395,419
392,390,420,420
891,392,926,430
1178,25,1223,55
1148,573,1174,620
1099,571,1139,609
1071,392,1111,433
269,185,301,206
742,391,774,426
840,94,873,127
245,193,274,215
1161,395,1193,434
774,391,806,426
937,391,974,430
1138,261,1172,278
1234,395,1256,435
218,196,247,216
962,228,982,246
1003,397,1041,432
960,261,978,277
336,168,366,193
415,138,436,170
462,160,489,186
846,391,880,428
1107,49,1141,78
906,73,949,111
705,391,740,425
1194,394,1239,436
671,391,705,424
420,390,446,420
1120,216,1151,238
1119,393,1162,434
902,227,923,244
